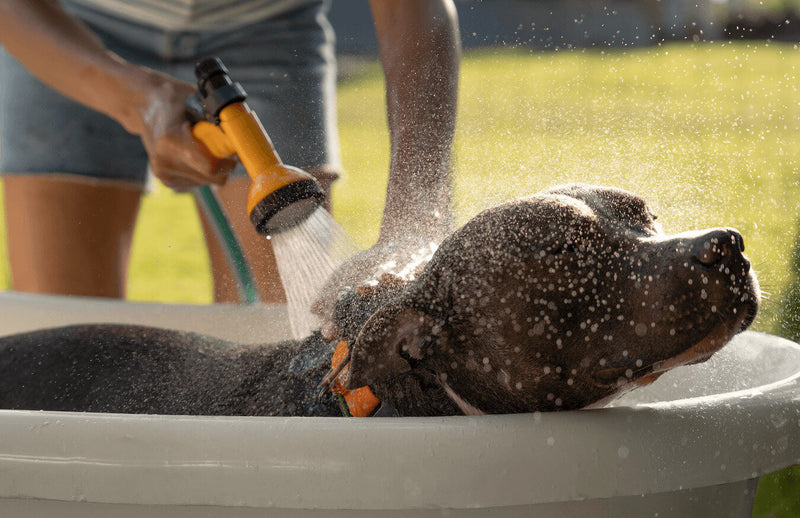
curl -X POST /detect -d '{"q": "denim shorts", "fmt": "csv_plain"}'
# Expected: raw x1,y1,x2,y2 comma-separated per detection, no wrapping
0,1,341,188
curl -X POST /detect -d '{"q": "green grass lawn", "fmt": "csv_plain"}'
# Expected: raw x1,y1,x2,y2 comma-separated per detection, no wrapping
1,42,800,514
3,42,800,332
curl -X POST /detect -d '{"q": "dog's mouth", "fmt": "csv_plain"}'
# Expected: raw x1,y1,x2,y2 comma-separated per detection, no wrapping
593,282,759,391
588,316,748,406
638,316,743,384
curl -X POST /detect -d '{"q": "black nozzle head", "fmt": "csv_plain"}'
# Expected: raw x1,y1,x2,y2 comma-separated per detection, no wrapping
193,57,247,119
250,179,325,236
194,57,229,84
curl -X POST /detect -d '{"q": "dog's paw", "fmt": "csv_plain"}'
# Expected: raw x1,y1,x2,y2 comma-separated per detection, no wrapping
313,241,437,335
355,273,406,297
325,274,408,345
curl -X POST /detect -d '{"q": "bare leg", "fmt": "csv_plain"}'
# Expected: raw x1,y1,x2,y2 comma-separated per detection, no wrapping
199,171,336,304
3,175,141,298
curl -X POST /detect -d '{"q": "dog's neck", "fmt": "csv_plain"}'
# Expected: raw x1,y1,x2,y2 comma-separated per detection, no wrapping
370,368,464,417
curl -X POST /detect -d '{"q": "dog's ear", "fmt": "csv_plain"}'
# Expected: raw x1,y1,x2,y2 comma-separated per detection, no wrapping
346,302,439,389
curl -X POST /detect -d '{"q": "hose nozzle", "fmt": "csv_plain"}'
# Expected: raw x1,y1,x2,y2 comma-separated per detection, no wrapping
187,57,324,235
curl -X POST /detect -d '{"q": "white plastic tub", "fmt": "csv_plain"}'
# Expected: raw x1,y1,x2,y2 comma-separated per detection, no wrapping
0,291,798,517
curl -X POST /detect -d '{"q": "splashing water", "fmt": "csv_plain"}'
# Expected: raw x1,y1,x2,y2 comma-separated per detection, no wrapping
270,207,359,339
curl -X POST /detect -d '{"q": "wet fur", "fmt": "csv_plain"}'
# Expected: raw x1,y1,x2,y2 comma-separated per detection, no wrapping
0,184,760,416
0,325,340,416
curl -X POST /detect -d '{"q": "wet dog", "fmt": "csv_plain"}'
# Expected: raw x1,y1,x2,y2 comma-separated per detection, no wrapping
0,184,760,416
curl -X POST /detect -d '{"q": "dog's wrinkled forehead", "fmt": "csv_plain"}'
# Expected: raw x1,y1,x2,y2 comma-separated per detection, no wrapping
401,183,668,323
540,184,660,235
454,184,660,259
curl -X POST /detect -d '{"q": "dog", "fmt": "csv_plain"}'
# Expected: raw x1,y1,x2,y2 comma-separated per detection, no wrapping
0,184,759,416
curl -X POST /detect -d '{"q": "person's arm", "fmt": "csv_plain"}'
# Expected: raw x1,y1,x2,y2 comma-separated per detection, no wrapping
0,0,229,189
369,0,460,244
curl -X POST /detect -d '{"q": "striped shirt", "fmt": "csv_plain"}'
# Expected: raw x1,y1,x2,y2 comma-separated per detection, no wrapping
63,0,319,31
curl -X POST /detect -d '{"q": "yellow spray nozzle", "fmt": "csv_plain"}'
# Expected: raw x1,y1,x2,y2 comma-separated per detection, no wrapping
188,57,324,235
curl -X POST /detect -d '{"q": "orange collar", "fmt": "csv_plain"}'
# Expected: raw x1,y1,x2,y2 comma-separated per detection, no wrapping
329,340,381,417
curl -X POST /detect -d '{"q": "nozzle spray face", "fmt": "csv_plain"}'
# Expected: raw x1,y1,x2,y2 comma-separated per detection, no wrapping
249,175,325,235
191,57,327,235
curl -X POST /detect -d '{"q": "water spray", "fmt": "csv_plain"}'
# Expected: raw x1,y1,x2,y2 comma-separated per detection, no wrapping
187,57,357,337
186,57,325,235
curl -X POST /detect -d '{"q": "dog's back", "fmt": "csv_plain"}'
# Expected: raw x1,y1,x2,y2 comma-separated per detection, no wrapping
0,325,340,416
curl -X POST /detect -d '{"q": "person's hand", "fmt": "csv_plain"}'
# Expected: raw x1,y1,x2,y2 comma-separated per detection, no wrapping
138,71,235,190
312,237,439,336
0,3,236,191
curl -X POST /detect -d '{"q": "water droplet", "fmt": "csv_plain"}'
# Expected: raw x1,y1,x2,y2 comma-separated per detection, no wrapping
618,445,630,459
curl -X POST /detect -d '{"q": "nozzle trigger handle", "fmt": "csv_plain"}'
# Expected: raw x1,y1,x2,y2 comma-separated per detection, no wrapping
186,92,235,163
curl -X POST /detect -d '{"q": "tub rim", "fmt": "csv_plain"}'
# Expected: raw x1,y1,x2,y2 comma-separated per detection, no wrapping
0,292,798,510
0,360,797,510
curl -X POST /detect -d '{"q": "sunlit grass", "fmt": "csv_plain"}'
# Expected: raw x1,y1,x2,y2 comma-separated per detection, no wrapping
126,184,213,303
0,182,7,291
745,0,800,14
2,42,799,327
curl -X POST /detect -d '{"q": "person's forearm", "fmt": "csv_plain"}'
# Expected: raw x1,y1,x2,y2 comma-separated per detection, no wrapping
0,0,161,136
370,0,460,243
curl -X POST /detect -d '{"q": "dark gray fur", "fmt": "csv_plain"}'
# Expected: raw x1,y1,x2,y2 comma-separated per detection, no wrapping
0,325,340,416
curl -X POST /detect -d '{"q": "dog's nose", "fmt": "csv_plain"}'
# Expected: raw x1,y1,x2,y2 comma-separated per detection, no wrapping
691,228,748,269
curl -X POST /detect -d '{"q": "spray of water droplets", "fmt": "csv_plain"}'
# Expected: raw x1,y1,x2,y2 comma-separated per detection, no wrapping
270,207,359,339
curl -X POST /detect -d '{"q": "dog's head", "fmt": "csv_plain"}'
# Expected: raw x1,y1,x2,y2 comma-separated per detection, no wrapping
345,184,760,415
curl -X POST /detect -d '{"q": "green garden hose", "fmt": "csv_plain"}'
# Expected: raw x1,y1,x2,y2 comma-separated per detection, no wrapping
195,185,259,304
